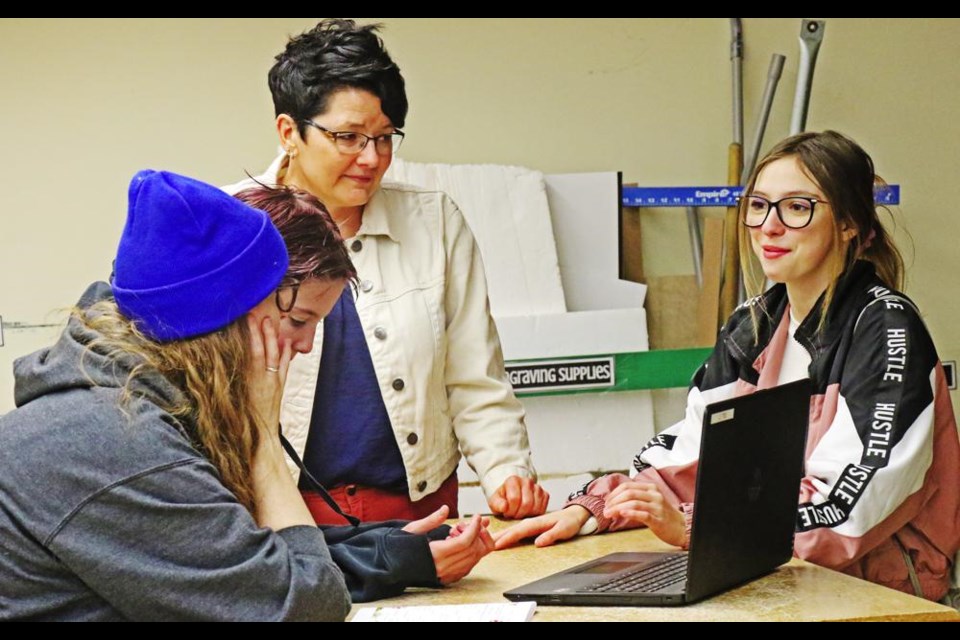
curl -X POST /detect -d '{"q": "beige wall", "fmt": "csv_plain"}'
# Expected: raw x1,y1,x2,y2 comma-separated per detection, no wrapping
2,18,959,414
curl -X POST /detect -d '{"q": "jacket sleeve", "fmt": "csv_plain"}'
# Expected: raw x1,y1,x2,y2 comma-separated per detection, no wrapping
441,197,537,498
320,522,445,602
47,459,351,622
566,334,743,534
793,295,948,572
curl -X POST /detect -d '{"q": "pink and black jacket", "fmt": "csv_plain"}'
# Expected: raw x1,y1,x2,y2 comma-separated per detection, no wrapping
569,261,960,600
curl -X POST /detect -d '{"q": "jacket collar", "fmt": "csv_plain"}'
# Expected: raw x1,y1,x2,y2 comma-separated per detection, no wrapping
259,152,398,242
796,260,880,348
356,186,398,242
724,283,789,369
724,260,880,367
261,151,287,187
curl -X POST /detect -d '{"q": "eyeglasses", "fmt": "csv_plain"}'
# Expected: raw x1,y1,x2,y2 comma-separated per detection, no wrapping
300,120,404,156
738,195,828,229
275,282,300,313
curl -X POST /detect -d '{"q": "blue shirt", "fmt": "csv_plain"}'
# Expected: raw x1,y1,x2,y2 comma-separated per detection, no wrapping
301,288,408,492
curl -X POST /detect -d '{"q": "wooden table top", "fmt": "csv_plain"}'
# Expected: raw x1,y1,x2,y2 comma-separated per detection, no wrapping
350,521,959,622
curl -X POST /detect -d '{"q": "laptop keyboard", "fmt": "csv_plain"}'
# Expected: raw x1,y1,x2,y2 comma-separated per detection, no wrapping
584,553,689,593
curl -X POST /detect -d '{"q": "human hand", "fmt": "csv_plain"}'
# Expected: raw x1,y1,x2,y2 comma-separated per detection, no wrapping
246,316,312,530
446,514,490,538
247,315,292,438
428,514,494,585
402,505,451,535
604,481,686,547
488,476,550,519
492,506,590,550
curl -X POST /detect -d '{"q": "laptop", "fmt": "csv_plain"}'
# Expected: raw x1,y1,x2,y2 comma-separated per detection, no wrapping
503,378,811,607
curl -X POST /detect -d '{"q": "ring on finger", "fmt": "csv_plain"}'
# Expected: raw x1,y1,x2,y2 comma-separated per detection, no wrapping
265,366,280,373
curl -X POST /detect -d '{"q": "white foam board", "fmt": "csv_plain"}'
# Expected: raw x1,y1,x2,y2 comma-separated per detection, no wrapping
386,159,566,317
544,172,647,311
496,309,648,361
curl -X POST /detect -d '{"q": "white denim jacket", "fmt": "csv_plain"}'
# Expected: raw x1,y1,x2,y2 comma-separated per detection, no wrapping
226,157,536,501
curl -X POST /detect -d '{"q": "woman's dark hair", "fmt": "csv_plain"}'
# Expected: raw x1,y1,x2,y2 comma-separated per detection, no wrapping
233,185,357,286
268,18,408,136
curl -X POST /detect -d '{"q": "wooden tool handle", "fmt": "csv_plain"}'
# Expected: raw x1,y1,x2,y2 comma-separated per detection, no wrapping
719,142,743,326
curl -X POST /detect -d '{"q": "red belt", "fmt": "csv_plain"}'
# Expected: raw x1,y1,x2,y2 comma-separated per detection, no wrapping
301,472,459,525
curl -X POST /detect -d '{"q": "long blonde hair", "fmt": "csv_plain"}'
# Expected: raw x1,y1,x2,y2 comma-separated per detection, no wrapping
79,301,262,514
739,131,904,333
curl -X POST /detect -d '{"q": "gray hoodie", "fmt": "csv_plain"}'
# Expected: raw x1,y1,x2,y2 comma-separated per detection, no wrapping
0,282,354,621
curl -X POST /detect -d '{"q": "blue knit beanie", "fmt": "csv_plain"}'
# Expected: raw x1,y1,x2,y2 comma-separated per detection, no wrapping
112,170,289,342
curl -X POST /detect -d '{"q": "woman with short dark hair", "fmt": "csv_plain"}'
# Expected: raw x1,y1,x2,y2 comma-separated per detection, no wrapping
227,18,549,524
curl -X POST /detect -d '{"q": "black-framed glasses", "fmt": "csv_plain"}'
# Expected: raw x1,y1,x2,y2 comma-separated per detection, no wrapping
738,195,828,229
300,120,404,156
275,282,300,313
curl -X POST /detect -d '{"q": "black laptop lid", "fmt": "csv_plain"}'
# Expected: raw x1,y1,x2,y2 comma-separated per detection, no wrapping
685,378,811,603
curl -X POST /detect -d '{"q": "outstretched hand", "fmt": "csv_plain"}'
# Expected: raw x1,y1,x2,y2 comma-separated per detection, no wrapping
402,505,451,535
492,506,591,550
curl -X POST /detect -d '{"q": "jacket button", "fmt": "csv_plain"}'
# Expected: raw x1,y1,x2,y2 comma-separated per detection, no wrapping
392,378,405,391
417,481,428,493
407,433,419,446
350,239,363,252
360,280,374,293
345,486,357,497
374,326,388,340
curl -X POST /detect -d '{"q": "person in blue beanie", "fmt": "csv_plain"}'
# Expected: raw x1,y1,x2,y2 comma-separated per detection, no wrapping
226,19,548,523
0,170,360,620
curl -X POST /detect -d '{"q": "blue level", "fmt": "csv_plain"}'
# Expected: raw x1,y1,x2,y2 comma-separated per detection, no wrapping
622,185,900,208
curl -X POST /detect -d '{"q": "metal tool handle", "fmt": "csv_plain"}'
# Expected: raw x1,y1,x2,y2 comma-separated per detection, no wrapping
742,53,786,184
790,19,826,135
686,206,704,288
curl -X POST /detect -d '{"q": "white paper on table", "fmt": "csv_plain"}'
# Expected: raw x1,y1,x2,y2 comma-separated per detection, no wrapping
351,601,537,622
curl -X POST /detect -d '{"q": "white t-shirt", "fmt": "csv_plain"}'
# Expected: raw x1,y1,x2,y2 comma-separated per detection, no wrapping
777,310,812,385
